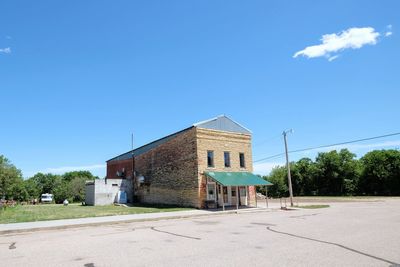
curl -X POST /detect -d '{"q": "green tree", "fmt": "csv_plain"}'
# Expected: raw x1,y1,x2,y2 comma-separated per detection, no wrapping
63,171,97,182
0,155,25,200
23,178,40,200
68,176,87,202
62,171,96,202
31,173,62,195
264,166,288,198
314,149,359,195
53,180,71,203
359,150,400,195
291,158,318,196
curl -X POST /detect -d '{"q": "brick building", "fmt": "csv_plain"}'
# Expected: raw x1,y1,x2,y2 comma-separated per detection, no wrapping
105,115,270,208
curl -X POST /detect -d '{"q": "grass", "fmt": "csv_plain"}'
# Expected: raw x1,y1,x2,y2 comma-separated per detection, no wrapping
296,204,330,209
0,203,192,224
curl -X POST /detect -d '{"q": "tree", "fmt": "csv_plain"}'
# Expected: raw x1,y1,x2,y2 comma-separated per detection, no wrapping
314,149,359,195
291,158,318,196
359,150,400,195
62,171,96,202
0,155,25,200
63,171,97,182
31,173,62,195
68,176,87,202
23,178,40,200
53,180,71,203
263,166,288,198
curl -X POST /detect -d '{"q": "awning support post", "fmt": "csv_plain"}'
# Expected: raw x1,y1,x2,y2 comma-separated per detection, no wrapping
236,186,239,211
255,186,257,208
221,184,225,211
265,185,268,208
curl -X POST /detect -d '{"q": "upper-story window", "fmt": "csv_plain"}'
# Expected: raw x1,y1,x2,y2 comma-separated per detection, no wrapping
207,151,214,168
224,151,231,168
239,153,246,168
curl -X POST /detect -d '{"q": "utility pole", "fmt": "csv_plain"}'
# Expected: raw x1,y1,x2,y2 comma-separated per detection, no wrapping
283,129,294,207
131,133,134,150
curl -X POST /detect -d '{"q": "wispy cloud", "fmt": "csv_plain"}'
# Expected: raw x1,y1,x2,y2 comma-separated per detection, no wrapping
385,24,393,37
26,164,106,177
293,27,381,60
0,47,11,54
328,55,339,62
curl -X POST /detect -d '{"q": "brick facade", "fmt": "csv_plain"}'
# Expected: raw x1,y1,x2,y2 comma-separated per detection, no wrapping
106,159,133,179
195,128,255,207
134,128,199,207
106,118,256,208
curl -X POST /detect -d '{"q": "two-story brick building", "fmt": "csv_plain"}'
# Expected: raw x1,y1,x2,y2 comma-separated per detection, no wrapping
103,115,270,208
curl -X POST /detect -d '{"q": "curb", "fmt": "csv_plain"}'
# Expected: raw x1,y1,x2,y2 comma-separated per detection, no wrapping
0,207,275,235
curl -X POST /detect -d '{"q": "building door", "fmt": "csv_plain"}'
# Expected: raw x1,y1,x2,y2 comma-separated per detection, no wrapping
231,186,237,206
239,186,247,205
223,186,229,204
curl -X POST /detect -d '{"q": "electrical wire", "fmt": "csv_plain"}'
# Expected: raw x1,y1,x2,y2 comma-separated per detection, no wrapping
254,131,400,163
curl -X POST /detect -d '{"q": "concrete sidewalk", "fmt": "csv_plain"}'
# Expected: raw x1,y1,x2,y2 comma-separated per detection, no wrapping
0,206,272,234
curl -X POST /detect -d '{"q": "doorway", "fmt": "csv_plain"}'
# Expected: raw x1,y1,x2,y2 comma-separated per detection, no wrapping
223,186,229,205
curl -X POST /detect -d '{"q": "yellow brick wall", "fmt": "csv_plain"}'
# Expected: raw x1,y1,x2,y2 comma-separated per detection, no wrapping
133,127,255,208
135,127,199,207
195,128,255,207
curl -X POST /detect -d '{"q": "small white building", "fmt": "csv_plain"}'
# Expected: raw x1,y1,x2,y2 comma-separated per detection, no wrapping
85,179,133,206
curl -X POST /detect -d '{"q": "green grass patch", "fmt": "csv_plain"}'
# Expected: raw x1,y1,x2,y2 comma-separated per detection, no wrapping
0,203,192,224
296,204,330,209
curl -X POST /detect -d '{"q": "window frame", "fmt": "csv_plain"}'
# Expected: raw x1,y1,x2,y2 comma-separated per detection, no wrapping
224,151,231,168
239,152,246,168
207,150,214,168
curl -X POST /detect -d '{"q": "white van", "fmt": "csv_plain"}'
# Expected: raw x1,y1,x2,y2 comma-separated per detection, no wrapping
41,193,53,203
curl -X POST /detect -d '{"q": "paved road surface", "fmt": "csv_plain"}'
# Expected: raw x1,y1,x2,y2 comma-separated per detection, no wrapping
1,199,399,266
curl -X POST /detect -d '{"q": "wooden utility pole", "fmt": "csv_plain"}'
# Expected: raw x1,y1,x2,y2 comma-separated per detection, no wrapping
283,130,294,207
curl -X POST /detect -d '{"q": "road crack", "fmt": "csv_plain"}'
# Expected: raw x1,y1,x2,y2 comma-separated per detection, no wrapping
9,242,16,250
150,227,201,240
266,226,399,266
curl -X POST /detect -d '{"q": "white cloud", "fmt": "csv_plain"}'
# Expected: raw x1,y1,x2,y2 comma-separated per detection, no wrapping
0,47,11,54
253,161,285,176
30,164,106,176
293,27,380,60
328,55,339,62
385,25,393,37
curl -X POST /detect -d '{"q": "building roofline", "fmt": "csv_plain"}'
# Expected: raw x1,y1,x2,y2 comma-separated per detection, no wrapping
193,114,253,134
106,126,194,162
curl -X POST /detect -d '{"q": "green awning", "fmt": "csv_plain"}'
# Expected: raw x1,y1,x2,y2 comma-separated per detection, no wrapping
205,171,272,186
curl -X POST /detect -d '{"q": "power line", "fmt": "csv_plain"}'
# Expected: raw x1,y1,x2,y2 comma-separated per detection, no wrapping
254,133,282,146
254,131,400,163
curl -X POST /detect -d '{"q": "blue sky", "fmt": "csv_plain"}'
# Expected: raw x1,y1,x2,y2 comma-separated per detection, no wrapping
1,1,399,178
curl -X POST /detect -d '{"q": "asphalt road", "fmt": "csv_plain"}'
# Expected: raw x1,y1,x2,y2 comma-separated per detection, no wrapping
1,199,400,267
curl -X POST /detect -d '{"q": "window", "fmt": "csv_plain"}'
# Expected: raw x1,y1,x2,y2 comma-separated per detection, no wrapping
207,151,214,167
231,188,236,197
239,153,246,168
224,151,231,167
207,184,215,200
